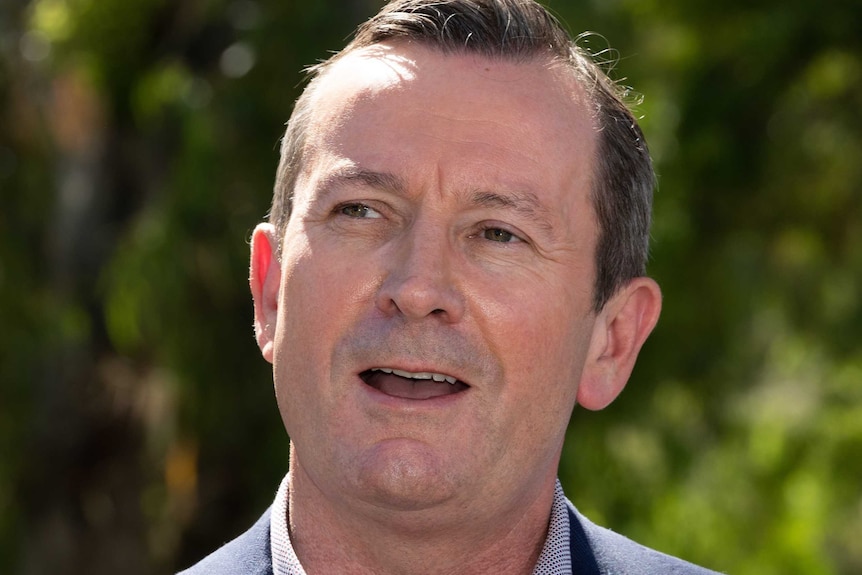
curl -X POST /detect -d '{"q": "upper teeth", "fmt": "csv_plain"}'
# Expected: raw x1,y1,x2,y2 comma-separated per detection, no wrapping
372,368,457,385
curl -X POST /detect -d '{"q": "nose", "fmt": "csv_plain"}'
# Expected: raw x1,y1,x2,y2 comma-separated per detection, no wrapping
375,224,465,323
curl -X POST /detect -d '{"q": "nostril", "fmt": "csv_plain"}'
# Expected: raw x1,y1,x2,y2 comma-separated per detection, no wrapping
375,271,464,322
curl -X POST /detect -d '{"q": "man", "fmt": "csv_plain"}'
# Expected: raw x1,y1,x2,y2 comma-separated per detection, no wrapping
181,0,721,573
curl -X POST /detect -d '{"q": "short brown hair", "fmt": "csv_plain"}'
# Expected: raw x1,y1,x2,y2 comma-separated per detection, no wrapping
270,0,654,311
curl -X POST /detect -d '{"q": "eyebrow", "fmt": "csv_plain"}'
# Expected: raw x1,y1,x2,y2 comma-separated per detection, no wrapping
316,165,406,199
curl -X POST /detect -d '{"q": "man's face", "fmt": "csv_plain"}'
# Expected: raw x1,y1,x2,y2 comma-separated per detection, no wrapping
264,43,605,521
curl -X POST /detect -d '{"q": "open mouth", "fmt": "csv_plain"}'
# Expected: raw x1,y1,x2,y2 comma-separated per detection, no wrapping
360,367,470,400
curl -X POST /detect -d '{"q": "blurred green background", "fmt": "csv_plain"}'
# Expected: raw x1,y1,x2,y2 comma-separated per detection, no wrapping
1,0,860,573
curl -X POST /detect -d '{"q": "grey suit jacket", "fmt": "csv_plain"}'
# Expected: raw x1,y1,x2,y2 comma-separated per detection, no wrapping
178,503,722,574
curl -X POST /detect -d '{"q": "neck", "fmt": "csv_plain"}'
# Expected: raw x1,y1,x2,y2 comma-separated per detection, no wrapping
286,458,557,575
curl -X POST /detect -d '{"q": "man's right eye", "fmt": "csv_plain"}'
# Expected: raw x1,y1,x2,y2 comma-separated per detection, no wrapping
338,203,382,218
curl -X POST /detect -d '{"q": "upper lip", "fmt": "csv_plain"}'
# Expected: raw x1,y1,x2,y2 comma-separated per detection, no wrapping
341,326,482,390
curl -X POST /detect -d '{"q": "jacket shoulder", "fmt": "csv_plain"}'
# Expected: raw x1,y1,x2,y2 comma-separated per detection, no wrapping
569,502,724,575
177,507,273,575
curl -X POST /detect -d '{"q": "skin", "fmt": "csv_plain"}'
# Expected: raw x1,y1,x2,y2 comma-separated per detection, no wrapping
250,42,662,574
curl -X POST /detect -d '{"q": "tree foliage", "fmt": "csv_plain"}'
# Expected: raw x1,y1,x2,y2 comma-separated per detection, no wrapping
1,0,860,573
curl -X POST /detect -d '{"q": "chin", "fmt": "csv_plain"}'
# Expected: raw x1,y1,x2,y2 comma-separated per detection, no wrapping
354,438,461,512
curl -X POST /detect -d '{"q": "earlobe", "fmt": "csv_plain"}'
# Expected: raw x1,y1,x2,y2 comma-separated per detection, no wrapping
576,277,662,410
249,223,281,363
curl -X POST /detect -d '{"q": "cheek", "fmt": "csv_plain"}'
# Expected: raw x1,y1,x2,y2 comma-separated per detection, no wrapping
272,237,382,426
479,287,591,420
278,235,368,337
272,250,336,428
478,279,590,371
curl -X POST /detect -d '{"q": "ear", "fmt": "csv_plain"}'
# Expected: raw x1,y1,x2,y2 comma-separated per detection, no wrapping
249,223,281,363
576,277,662,410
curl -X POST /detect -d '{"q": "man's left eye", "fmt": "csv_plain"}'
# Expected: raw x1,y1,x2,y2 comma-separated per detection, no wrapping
483,227,518,243
339,203,382,218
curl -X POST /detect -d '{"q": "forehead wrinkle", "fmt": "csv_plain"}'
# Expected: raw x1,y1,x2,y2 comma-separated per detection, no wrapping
469,190,556,236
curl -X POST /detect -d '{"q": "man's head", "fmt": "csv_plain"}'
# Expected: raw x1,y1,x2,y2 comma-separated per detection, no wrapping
270,0,654,311
249,0,661,538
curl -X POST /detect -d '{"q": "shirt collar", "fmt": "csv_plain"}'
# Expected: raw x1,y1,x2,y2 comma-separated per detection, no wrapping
270,475,571,575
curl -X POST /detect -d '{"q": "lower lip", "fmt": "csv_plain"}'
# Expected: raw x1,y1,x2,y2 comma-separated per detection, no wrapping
358,377,469,410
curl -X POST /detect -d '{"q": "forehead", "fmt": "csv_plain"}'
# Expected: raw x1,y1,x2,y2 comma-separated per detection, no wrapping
309,42,595,136
300,42,597,214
